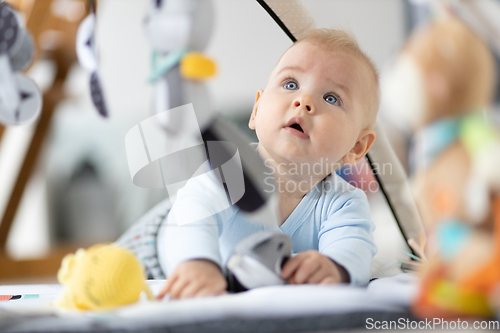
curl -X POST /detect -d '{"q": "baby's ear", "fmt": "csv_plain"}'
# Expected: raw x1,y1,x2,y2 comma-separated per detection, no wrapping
249,89,264,130
342,129,376,166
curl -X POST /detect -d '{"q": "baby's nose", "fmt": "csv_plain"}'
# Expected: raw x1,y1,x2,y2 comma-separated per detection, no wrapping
293,96,314,112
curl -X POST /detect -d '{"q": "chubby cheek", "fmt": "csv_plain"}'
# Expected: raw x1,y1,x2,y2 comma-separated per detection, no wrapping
254,106,280,139
313,125,352,161
254,115,273,144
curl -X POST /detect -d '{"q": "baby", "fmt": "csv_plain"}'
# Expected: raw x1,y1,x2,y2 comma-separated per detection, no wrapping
119,28,380,299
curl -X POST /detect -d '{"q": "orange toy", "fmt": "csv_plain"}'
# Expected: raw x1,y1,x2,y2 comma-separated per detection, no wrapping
413,197,500,318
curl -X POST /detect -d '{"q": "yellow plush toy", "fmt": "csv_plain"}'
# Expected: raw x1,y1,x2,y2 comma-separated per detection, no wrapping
55,244,154,310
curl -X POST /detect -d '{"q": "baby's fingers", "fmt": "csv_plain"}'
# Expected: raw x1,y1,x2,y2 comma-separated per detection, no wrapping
281,254,306,279
179,281,204,299
158,275,177,299
319,276,337,284
195,287,227,298
169,278,191,300
306,268,330,284
293,259,320,284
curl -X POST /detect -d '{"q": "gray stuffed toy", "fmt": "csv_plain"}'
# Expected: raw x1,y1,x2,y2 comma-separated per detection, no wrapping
226,231,292,292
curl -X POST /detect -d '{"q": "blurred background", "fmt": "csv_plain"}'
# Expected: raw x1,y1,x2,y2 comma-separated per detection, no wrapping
2,0,496,282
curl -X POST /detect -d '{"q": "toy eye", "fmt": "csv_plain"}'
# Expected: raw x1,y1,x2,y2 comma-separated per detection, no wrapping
325,94,339,106
284,81,298,90
155,0,163,9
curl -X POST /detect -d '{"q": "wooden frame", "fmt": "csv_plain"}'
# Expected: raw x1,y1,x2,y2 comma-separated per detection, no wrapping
0,0,89,280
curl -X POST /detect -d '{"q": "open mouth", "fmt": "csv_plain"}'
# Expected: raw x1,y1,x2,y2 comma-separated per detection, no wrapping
289,123,304,133
284,117,309,139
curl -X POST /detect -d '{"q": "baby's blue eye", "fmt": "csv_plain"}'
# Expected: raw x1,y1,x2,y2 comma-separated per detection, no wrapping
284,81,298,90
324,94,339,106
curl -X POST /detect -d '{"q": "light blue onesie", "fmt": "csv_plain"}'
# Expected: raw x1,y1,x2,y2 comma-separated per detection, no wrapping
156,160,377,287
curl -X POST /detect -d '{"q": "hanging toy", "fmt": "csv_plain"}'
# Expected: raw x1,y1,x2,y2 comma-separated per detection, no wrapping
0,2,42,125
382,15,500,319
75,0,108,117
131,0,220,192
144,0,216,134
55,244,154,310
124,0,280,268
125,0,278,225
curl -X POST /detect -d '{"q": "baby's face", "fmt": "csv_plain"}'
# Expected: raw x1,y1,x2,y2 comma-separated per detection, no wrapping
250,41,373,175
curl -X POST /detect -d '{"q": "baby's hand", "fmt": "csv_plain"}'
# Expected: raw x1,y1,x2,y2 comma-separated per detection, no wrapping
281,250,349,284
158,259,227,300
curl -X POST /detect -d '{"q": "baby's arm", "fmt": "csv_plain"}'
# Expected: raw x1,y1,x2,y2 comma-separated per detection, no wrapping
158,259,227,299
281,250,349,284
158,163,234,298
316,187,377,286
281,181,376,286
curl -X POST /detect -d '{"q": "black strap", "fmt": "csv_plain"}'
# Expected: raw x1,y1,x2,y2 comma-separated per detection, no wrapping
256,0,297,42
366,154,417,257
89,0,96,13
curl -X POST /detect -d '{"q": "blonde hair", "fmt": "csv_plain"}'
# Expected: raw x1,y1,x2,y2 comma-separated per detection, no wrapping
293,28,380,128
405,17,496,118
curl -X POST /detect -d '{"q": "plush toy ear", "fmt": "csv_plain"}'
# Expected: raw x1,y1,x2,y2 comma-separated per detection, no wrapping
57,253,76,285
426,71,449,103
249,89,264,130
342,129,376,166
